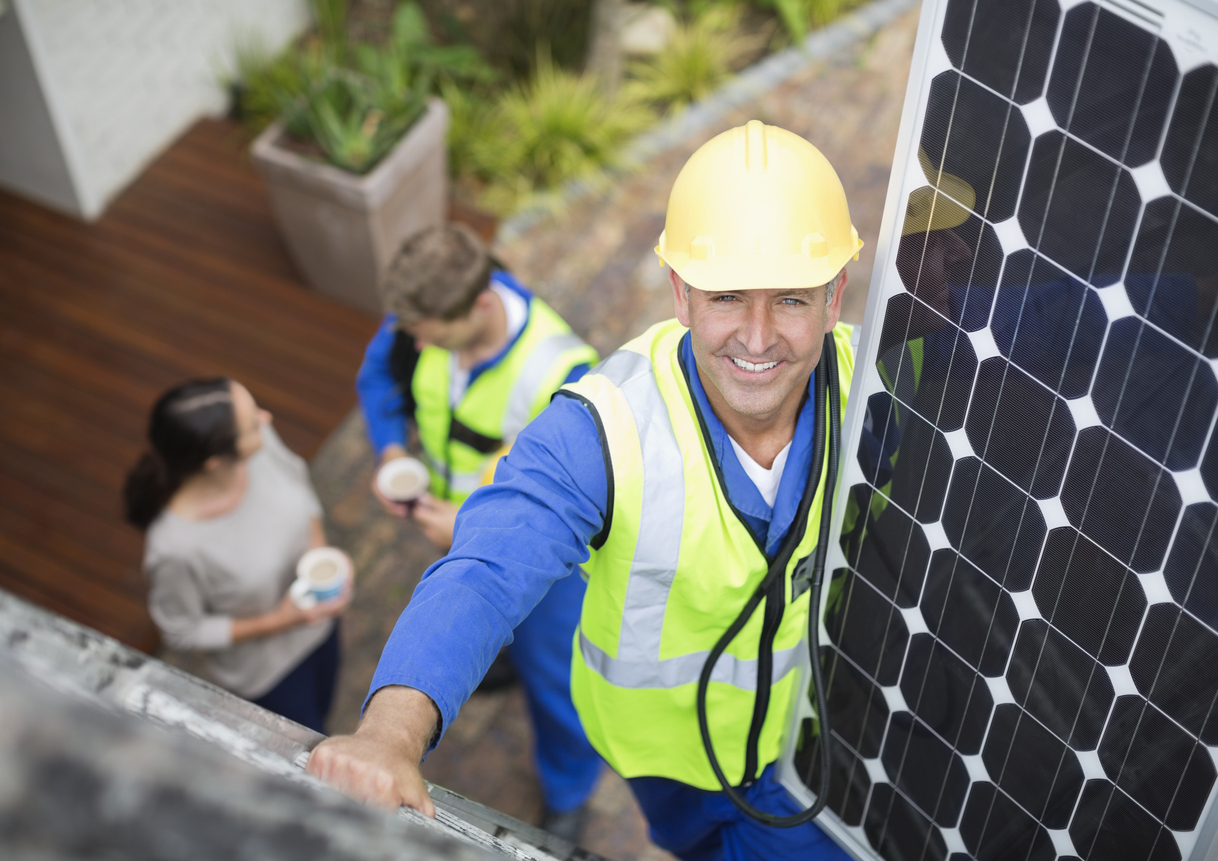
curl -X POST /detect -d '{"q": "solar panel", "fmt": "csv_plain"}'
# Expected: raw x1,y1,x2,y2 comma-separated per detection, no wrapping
777,1,1218,859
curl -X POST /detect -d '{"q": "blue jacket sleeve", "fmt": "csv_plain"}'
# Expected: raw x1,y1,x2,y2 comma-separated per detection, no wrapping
366,393,608,744
356,316,409,456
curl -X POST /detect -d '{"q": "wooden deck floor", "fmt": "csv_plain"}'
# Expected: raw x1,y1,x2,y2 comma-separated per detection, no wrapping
0,119,380,653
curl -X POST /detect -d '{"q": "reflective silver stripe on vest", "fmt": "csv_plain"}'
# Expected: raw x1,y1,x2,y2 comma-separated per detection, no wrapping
580,630,803,689
502,332,591,439
584,349,802,692
595,350,686,680
421,451,483,494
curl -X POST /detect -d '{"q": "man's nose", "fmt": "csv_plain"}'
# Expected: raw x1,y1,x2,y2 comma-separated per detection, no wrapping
740,301,777,356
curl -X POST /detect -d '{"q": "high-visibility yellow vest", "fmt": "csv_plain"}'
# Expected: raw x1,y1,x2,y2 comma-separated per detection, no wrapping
561,319,854,789
413,296,598,502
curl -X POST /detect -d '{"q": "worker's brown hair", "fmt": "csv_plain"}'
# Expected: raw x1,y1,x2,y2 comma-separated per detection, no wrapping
381,224,492,324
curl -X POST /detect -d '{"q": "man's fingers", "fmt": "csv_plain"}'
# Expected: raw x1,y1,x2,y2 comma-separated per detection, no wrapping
305,737,435,818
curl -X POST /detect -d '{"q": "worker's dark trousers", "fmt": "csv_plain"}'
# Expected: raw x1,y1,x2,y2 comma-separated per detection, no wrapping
253,621,340,735
628,762,851,861
510,568,602,812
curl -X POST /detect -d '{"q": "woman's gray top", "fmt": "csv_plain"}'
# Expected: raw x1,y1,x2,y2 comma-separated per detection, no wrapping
144,424,333,698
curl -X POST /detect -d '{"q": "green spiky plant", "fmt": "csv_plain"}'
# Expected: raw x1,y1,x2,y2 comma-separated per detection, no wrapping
471,50,655,213
623,6,764,112
235,0,492,173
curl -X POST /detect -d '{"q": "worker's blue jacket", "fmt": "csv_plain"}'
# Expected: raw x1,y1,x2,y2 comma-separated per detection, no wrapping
369,329,829,741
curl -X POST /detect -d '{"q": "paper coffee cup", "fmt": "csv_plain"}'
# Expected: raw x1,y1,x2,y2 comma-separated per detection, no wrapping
295,547,351,604
376,456,430,503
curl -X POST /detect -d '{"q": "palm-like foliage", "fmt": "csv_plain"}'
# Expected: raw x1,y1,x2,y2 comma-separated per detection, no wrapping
472,51,654,213
624,8,763,112
236,1,492,174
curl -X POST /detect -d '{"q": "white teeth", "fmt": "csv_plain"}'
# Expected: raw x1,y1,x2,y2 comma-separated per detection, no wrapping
731,357,778,372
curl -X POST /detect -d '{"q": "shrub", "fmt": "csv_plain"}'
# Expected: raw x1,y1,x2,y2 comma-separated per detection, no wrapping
471,51,655,213
752,0,852,43
624,7,764,112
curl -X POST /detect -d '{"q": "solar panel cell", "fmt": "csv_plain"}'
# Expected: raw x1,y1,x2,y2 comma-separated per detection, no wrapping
1092,318,1218,470
865,782,950,861
1161,65,1218,219
941,0,1059,104
1164,503,1218,629
965,358,1075,498
1069,780,1181,861
981,703,1084,828
826,568,911,686
900,633,994,754
1047,4,1177,168
1007,619,1114,749
921,549,1020,675
862,392,955,524
1032,529,1147,665
1098,695,1216,830
922,72,1031,222
823,646,891,758
991,250,1107,398
1126,198,1218,358
1129,603,1218,745
959,780,1058,860
1059,427,1182,571
841,484,933,607
940,459,1046,590
1019,132,1141,284
882,710,972,826
878,295,980,430
895,210,1001,331
793,713,874,826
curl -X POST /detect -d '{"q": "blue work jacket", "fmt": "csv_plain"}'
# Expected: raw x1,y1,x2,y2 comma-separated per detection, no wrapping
369,331,826,743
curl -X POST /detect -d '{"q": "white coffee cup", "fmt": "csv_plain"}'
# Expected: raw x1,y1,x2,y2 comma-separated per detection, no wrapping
376,456,430,503
291,547,351,608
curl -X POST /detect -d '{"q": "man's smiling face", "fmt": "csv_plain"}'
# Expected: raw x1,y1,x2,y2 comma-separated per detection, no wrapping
672,268,845,427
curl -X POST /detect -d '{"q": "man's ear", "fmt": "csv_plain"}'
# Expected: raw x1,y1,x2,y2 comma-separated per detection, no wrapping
670,268,691,328
825,269,847,332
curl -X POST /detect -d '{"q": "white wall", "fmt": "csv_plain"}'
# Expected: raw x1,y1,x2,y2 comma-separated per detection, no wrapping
2,0,311,220
0,7,81,215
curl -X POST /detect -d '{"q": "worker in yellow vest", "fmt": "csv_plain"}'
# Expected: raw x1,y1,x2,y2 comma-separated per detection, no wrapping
319,122,860,860
354,224,602,839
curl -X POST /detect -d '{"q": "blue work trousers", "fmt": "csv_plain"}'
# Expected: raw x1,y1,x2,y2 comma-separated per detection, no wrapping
509,570,602,813
628,762,851,861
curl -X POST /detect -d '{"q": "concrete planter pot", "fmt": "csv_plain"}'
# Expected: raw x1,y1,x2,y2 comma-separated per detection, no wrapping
251,98,450,314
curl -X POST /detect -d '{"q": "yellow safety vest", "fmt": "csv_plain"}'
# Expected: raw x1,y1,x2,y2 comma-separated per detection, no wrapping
413,296,598,501
561,319,854,789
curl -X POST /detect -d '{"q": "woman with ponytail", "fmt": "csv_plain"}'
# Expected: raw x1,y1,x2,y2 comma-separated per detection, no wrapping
125,378,352,733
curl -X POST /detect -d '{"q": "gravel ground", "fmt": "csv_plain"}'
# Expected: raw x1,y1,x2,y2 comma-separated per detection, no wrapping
311,8,919,859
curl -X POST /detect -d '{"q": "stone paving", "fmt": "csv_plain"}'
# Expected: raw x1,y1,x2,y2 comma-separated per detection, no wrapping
311,7,920,859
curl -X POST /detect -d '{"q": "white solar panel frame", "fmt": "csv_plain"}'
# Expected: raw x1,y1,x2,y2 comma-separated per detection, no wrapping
776,1,1218,858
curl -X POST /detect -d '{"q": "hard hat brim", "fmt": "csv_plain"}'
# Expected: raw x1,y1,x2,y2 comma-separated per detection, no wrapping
657,240,863,292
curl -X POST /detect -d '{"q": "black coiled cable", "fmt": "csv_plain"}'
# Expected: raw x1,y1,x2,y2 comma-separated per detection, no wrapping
696,332,843,827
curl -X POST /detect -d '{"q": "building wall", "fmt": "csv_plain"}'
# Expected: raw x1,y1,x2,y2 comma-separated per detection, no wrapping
0,7,81,215
3,0,310,219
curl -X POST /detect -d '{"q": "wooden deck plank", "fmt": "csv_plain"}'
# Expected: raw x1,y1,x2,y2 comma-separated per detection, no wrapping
0,118,380,652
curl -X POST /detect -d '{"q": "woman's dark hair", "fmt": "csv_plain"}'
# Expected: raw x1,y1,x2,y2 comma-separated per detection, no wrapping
123,378,239,530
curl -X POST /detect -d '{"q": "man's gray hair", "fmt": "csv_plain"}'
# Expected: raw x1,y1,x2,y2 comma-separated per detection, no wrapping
681,271,843,303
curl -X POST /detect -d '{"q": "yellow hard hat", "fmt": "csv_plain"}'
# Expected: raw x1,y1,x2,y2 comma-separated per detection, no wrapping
655,120,863,291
